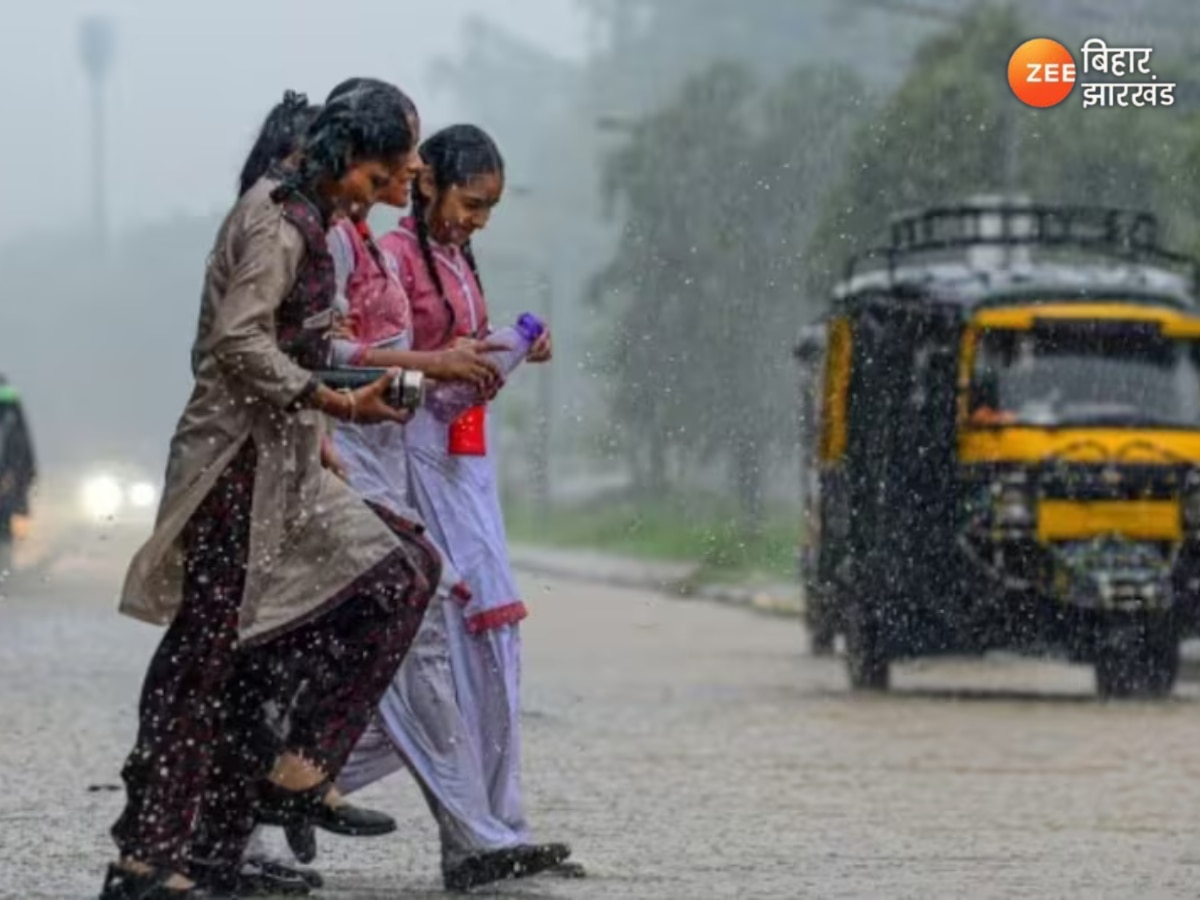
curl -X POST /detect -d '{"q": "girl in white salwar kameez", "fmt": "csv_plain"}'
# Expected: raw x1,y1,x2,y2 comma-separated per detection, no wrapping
378,124,583,882
271,91,572,893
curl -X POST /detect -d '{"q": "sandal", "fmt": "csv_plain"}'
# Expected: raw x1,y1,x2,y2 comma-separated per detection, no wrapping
189,855,314,897
548,859,588,878
283,821,318,864
256,778,396,836
98,863,197,899
245,855,324,890
442,843,572,892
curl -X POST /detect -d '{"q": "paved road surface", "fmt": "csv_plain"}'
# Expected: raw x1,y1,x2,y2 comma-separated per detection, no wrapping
2,542,1200,898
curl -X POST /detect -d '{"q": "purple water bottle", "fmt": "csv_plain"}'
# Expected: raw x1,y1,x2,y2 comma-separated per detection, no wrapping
425,313,546,423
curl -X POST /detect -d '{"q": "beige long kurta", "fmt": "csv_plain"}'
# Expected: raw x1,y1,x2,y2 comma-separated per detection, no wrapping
119,179,406,645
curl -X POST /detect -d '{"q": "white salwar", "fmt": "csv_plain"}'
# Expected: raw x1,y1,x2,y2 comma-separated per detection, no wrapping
339,595,523,863
331,337,523,864
329,205,534,861
404,408,531,843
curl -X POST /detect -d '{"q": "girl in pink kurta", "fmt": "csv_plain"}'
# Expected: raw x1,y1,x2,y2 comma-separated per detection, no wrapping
328,214,570,890
378,125,581,878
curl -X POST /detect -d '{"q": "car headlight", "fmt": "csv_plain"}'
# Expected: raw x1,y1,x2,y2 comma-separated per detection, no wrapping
129,481,158,509
81,474,124,521
993,485,1034,528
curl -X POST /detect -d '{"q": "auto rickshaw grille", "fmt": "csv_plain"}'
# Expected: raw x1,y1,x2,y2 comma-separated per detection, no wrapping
1035,463,1184,502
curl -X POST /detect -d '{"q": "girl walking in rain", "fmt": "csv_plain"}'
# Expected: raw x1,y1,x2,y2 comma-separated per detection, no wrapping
280,94,574,892
99,80,441,900
384,123,583,883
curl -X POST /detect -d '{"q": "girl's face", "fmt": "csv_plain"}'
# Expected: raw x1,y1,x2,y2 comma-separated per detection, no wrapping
327,153,403,219
377,114,423,210
422,170,504,246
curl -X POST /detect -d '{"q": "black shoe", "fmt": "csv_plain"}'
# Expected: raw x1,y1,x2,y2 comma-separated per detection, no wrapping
443,843,572,892
548,859,588,878
245,856,324,891
99,864,198,899
283,822,318,864
189,856,313,897
518,843,575,877
256,779,396,837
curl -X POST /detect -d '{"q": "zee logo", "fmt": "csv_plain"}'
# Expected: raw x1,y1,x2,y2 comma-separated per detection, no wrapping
1008,38,1077,108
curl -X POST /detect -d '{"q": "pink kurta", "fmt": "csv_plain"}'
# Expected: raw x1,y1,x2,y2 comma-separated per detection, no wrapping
327,218,466,601
328,218,410,365
380,217,526,634
378,219,490,349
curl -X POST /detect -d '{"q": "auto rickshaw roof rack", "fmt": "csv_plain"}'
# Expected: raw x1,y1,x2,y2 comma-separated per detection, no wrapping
841,203,1200,300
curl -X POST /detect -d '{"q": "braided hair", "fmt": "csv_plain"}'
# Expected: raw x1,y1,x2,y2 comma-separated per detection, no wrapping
238,91,321,196
411,124,505,343
272,79,417,208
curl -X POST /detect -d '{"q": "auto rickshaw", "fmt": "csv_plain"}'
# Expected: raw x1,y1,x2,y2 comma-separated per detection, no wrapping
794,324,836,655
794,200,1200,697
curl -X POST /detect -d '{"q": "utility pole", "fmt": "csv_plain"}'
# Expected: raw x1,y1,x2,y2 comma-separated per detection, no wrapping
79,16,116,257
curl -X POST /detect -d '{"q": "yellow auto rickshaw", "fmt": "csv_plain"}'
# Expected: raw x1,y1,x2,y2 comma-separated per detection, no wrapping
795,200,1200,697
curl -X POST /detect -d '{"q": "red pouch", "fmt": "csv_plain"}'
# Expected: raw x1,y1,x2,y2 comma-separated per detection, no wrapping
448,405,487,456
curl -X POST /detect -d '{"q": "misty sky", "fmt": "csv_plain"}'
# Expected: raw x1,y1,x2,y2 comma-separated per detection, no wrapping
0,1,587,244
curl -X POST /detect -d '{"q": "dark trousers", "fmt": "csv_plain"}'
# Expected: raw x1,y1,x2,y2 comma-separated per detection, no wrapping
110,442,439,870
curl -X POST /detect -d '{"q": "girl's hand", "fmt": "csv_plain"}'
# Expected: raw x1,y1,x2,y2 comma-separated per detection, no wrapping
347,371,414,425
479,376,504,402
332,312,359,340
320,433,348,482
431,342,505,390
528,330,553,363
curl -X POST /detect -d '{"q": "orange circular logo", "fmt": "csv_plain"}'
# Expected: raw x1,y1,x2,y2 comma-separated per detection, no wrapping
1008,38,1077,108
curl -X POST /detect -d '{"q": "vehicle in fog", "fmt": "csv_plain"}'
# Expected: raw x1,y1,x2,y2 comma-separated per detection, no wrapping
0,377,35,574
795,199,1200,697
22,444,163,579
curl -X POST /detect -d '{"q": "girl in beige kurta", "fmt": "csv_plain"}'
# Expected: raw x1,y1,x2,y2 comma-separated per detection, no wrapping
100,81,438,900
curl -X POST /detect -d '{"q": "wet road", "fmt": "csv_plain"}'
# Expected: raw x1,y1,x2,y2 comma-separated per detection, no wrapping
2,543,1200,899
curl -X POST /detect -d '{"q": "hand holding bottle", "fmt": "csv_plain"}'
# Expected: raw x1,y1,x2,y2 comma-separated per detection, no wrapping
528,330,553,363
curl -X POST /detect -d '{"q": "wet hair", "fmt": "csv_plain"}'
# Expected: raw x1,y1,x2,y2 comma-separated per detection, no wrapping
324,78,419,273
274,79,418,203
411,124,505,342
238,91,321,196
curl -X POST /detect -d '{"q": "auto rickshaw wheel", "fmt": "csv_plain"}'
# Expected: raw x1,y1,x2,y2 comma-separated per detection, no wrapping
1094,616,1179,699
845,605,890,691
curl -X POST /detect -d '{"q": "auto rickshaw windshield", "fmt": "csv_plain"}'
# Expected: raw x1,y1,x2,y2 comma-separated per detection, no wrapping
968,322,1200,429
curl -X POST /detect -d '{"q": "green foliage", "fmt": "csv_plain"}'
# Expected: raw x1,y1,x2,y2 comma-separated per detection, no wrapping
448,1,1200,568
807,4,1200,295
590,60,872,526
504,488,797,578
805,6,1026,293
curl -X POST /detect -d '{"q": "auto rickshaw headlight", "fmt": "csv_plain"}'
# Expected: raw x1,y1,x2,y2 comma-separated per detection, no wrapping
993,485,1034,528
